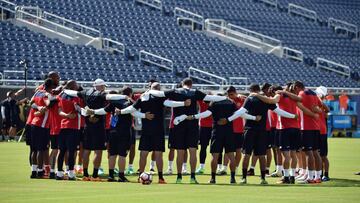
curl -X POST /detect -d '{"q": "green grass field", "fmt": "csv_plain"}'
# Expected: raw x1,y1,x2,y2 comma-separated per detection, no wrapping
0,138,360,203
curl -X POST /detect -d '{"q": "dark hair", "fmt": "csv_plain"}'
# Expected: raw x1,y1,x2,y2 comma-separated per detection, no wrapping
108,90,118,94
44,78,55,90
249,84,261,93
77,86,84,91
47,71,59,79
226,86,237,94
269,85,283,93
64,80,76,90
286,82,293,89
261,83,272,92
6,91,14,97
121,86,133,96
182,78,193,87
176,82,183,88
293,80,305,90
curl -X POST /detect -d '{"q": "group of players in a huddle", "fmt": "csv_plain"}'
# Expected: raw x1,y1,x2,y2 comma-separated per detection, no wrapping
25,71,330,185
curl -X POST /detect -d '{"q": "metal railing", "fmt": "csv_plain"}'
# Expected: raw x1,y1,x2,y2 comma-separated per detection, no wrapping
283,47,304,62
188,67,228,86
228,77,249,86
328,17,359,38
174,7,204,26
259,0,278,8
288,3,317,21
102,38,125,55
134,0,162,10
0,0,16,13
139,50,173,72
316,58,351,77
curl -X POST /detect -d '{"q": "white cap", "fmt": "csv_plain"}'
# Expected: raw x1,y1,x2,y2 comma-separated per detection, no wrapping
93,78,108,87
315,86,327,97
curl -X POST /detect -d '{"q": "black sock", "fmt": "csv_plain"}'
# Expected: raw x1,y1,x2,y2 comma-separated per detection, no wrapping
231,171,235,179
109,169,114,178
242,168,247,179
199,145,207,164
284,176,290,181
191,173,195,179
261,170,266,180
177,173,182,179
249,168,254,172
211,172,216,180
119,172,125,178
325,172,329,177
83,168,89,177
158,172,164,180
92,168,98,178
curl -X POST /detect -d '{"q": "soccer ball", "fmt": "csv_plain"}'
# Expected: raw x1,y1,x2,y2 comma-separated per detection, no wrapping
139,172,153,185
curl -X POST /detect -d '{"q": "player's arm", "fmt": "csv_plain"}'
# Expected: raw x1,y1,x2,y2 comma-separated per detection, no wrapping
273,107,297,119
105,94,129,101
277,90,302,102
163,99,191,108
14,87,25,97
296,102,318,118
251,93,280,104
227,107,259,121
203,95,227,102
1,105,6,121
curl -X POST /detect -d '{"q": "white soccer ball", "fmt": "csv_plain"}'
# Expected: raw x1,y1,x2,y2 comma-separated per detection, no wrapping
139,172,153,185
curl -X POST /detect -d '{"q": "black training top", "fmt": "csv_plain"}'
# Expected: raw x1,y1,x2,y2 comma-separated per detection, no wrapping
1,98,18,125
243,96,277,131
78,88,107,127
133,95,166,133
164,88,206,117
105,99,133,130
208,99,237,127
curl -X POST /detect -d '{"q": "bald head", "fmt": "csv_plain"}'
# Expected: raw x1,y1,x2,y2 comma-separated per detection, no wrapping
47,71,60,86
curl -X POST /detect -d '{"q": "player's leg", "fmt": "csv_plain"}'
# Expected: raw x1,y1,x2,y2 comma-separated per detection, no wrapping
188,147,198,183
219,153,229,175
139,150,150,174
298,131,315,183
313,132,322,183
277,129,290,184
66,130,78,180
56,132,66,180
248,154,257,176
210,153,219,183
289,150,297,183
176,149,185,182
154,151,165,183
320,134,330,181
127,127,136,174
75,128,84,174
49,135,59,179
241,130,255,184
149,152,156,173
92,150,103,179
196,127,211,174
117,155,129,182
256,131,268,184
82,150,91,179
166,148,175,174
108,155,117,181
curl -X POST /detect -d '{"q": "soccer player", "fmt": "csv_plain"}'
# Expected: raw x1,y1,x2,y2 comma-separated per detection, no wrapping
293,81,322,184
56,80,82,180
118,82,190,183
30,79,57,178
63,79,128,181
176,93,260,184
147,78,227,183
195,99,213,174
236,84,297,184
315,86,330,181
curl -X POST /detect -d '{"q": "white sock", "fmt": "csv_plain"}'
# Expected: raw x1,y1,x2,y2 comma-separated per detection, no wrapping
200,163,205,169
315,170,321,180
266,167,270,171
168,161,173,169
31,165,38,172
66,165,69,171
308,170,314,180
56,171,64,177
276,165,280,172
68,170,75,178
217,164,222,170
250,166,255,170
150,161,156,169
50,169,55,173
37,168,43,172
128,164,133,169
284,169,289,177
289,168,295,177
182,163,187,170
222,165,227,171
279,165,284,173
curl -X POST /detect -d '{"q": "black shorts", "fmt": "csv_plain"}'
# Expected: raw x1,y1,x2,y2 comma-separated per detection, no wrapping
83,125,106,150
105,129,111,143
50,135,59,149
59,129,79,151
2,120,10,129
273,128,281,147
234,133,244,150
108,128,131,157
30,126,50,151
319,134,328,156
139,130,165,152
168,128,174,149
130,127,136,145
243,129,267,156
279,128,301,151
210,125,236,153
25,124,32,146
172,120,199,150
266,130,274,148
301,130,320,151
199,127,212,146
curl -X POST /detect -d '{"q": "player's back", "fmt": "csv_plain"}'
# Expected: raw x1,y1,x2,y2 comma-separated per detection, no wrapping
244,96,276,131
209,99,237,123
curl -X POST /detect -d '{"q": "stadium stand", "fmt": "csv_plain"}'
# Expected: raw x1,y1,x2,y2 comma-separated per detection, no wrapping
1,0,359,88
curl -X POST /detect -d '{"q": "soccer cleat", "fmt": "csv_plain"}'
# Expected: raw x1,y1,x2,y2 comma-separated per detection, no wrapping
297,179,310,184
37,171,45,179
190,178,199,184
355,172,360,175
158,179,167,184
313,179,322,184
125,167,134,175
107,177,116,182
296,174,308,181
269,171,282,177
209,179,216,184
260,179,268,185
90,177,102,182
217,169,227,176
247,169,255,176
118,177,130,182
98,168,104,175
49,172,56,179
230,178,236,184
195,167,205,175
182,168,190,175
290,176,295,184
175,178,182,184
55,176,64,180
239,178,247,185
165,168,173,175
149,168,156,174
30,171,37,179
114,168,119,175
276,178,290,184
82,176,91,181
321,176,330,182
68,176,76,181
